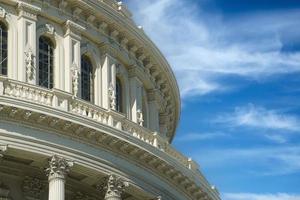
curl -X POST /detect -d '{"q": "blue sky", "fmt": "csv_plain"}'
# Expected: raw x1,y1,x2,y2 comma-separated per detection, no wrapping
125,0,300,199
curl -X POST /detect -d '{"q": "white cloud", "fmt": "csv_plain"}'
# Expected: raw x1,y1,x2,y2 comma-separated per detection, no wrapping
223,193,300,200
175,132,227,142
127,0,300,99
216,104,300,132
194,146,300,175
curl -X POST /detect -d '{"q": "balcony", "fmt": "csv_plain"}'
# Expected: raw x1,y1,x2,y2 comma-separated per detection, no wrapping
0,75,219,198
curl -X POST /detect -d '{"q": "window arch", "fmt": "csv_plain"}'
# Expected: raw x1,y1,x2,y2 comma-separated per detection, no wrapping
116,77,123,113
38,36,54,89
0,21,8,75
81,55,93,102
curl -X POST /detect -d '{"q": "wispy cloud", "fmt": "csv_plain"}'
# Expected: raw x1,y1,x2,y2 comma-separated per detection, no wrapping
175,132,227,142
223,193,300,200
194,146,300,175
216,104,300,132
127,0,300,99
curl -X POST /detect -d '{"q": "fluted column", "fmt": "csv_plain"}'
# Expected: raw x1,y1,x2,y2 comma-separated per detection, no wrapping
45,155,73,200
103,175,129,200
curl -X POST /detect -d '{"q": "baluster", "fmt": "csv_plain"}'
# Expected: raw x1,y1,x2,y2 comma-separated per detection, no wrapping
77,104,82,114
98,112,103,122
28,88,34,100
15,85,21,97
93,111,98,121
103,114,108,124
34,90,39,102
41,92,46,104
4,83,11,95
87,108,93,118
46,94,52,106
82,106,87,116
21,86,27,98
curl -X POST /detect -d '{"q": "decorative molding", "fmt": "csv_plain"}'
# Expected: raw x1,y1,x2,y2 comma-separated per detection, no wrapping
45,23,55,35
22,176,45,200
108,83,116,110
100,174,129,200
17,2,41,20
64,20,86,39
74,192,96,200
0,182,10,200
71,63,80,97
24,48,35,81
137,109,144,126
0,6,7,19
45,155,73,180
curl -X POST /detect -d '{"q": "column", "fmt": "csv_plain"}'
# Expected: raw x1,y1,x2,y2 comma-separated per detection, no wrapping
17,2,41,83
103,175,129,200
63,20,85,95
45,155,73,200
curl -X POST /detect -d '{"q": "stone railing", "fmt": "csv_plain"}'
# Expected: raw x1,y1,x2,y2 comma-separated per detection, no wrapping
0,77,194,172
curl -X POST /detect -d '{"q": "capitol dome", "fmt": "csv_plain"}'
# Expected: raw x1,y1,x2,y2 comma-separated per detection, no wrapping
0,0,220,200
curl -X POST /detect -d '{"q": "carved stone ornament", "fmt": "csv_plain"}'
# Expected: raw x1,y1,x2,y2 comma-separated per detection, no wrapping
0,182,10,200
45,155,73,180
137,109,144,126
103,175,129,200
22,176,45,200
25,48,35,81
45,23,55,35
0,144,7,158
74,192,96,200
71,63,80,97
108,83,116,110
0,6,7,19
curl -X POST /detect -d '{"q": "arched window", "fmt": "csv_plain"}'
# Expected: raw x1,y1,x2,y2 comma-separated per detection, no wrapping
38,36,54,89
81,55,93,102
116,77,123,113
0,22,8,75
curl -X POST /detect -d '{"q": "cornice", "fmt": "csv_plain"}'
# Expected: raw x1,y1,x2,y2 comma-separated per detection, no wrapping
0,99,219,200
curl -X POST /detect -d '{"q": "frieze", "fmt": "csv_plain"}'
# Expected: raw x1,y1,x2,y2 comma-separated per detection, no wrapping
22,176,45,200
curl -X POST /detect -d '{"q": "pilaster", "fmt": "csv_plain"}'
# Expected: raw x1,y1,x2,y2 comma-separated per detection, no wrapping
147,89,163,132
63,20,85,94
129,67,143,123
102,54,117,110
17,2,41,84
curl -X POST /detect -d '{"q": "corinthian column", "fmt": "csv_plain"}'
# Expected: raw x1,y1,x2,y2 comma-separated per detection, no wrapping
45,155,73,200
103,175,129,200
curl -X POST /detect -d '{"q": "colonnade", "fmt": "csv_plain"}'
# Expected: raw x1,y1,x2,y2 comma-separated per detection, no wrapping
46,155,128,200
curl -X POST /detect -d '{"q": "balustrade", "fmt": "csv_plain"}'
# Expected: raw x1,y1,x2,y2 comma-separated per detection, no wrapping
0,76,197,174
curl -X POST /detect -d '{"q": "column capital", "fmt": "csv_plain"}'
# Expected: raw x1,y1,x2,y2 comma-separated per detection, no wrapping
45,155,73,181
103,174,129,200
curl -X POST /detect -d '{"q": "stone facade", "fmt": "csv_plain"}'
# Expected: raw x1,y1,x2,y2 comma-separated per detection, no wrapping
0,1,220,200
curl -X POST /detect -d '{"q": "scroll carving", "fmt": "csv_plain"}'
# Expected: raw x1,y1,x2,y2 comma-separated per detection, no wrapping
25,48,35,81
108,83,116,110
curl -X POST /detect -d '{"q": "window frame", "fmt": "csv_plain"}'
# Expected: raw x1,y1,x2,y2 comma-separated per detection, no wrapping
38,36,54,89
